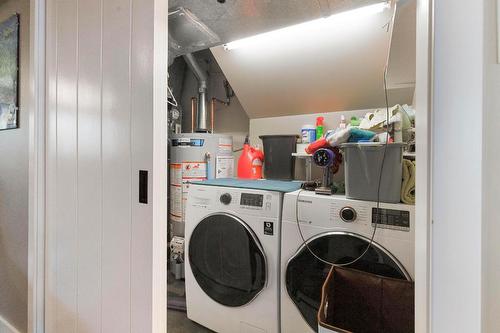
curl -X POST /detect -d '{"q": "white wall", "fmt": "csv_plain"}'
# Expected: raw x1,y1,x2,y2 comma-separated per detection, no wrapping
180,51,250,156
483,0,500,331
44,0,166,332
432,1,484,332
0,1,29,332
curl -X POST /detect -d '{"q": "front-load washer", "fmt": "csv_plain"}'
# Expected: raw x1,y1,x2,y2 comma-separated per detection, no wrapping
280,190,415,333
185,180,298,333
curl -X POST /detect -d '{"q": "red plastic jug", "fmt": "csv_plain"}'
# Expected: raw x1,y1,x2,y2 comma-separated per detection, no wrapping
238,137,264,179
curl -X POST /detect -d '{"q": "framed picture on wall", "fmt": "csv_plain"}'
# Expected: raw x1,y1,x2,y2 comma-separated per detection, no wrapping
0,14,19,131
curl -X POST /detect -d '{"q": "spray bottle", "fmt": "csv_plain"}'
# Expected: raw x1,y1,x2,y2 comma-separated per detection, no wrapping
316,116,325,140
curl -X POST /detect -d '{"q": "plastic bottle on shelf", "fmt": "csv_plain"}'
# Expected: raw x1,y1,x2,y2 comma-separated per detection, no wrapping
316,116,325,140
339,115,347,129
301,124,316,144
237,137,264,179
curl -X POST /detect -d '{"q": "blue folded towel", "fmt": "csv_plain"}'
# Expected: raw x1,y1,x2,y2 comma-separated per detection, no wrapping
348,128,376,142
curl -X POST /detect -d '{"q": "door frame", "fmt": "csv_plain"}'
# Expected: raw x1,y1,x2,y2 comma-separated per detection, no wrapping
415,0,433,331
28,0,46,331
27,0,431,332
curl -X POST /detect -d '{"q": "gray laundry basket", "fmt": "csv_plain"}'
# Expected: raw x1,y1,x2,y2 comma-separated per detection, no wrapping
340,143,405,203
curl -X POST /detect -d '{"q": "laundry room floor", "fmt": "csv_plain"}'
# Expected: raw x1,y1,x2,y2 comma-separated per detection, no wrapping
168,273,213,333
168,309,213,333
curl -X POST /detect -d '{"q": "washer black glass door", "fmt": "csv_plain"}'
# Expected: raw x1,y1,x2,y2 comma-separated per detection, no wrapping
286,232,409,332
189,213,267,307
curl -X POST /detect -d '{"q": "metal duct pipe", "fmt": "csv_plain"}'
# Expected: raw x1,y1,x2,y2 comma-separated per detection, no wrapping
183,53,208,132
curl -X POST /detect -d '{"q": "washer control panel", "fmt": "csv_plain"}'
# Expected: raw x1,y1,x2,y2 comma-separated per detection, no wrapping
240,193,264,207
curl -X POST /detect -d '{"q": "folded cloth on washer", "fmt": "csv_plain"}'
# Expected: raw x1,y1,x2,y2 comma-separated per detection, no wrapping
401,159,416,204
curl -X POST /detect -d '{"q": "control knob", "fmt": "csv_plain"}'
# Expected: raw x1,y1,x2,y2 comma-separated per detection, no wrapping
340,207,357,222
220,193,232,205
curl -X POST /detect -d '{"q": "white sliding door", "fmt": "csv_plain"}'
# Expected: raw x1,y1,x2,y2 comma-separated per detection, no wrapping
44,0,167,332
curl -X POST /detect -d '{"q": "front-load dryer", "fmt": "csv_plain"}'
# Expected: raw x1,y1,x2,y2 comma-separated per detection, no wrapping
185,182,288,333
280,190,415,333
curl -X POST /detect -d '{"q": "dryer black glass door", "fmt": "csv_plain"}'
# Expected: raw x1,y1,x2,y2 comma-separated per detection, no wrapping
286,232,410,332
189,213,267,307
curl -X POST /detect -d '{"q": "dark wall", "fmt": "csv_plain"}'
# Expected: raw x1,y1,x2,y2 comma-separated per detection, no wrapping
0,1,29,332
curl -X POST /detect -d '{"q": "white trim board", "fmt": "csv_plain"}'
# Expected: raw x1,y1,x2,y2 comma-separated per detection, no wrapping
497,0,500,63
27,0,46,332
415,0,433,331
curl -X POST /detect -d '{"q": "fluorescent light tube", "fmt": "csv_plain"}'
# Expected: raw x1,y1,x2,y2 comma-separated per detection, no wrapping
224,2,390,51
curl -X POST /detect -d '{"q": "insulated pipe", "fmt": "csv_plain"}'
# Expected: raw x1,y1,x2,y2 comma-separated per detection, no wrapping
191,97,196,133
183,53,208,132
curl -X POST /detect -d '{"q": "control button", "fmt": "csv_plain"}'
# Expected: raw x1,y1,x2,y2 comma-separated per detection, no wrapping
265,202,272,210
220,193,232,205
340,207,357,222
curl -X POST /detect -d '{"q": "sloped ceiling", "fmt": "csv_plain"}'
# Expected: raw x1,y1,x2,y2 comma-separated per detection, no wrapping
169,0,383,54
210,2,416,119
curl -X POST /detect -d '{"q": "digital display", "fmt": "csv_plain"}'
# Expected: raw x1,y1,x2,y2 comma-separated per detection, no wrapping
240,193,264,207
372,208,410,231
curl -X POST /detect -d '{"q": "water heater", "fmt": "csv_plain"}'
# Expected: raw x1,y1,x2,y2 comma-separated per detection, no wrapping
169,133,234,237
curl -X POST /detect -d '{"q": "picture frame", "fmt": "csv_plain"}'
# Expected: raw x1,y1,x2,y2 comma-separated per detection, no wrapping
0,14,20,131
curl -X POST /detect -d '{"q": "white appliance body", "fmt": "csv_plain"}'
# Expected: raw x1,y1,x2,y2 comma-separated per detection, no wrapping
280,191,415,333
169,133,234,237
185,184,283,333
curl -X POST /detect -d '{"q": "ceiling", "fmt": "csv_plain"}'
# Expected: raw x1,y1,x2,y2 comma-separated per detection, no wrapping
211,1,416,118
168,0,383,56
169,0,417,119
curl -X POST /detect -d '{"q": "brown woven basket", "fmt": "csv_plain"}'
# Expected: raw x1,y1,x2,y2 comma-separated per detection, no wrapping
318,266,415,333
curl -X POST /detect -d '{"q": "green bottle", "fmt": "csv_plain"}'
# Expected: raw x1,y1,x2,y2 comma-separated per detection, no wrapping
316,116,324,140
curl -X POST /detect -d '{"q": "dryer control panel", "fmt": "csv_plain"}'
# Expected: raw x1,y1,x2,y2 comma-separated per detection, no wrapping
372,208,411,231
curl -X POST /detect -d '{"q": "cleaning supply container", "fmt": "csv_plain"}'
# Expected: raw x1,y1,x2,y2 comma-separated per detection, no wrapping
237,137,264,179
301,124,316,144
259,135,299,180
340,142,405,203
316,117,325,140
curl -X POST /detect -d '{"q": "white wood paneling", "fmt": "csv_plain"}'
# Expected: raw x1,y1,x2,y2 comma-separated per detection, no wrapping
55,1,78,332
130,0,154,331
101,0,132,330
45,0,167,332
76,0,103,331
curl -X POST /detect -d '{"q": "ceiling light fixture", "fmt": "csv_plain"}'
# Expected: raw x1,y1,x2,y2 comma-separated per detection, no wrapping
223,2,390,51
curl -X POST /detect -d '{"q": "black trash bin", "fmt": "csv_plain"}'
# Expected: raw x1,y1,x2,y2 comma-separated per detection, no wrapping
259,135,299,180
